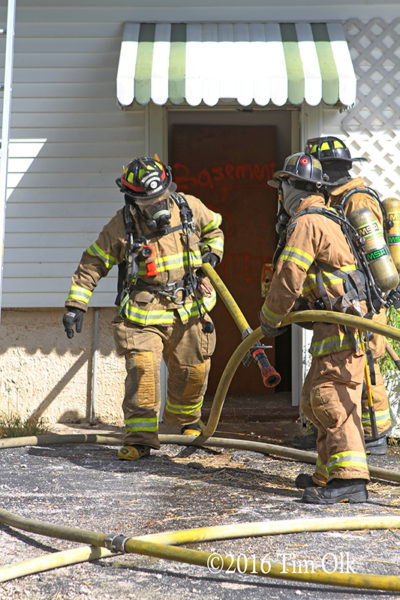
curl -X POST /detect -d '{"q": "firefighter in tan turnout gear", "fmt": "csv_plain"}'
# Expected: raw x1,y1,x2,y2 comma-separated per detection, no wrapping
306,136,393,456
63,156,224,460
259,152,369,504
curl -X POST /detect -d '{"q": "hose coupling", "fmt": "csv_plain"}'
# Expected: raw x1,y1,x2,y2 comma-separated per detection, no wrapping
104,533,130,553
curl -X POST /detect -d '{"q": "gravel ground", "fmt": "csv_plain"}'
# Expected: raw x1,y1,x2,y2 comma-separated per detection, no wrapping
0,427,399,600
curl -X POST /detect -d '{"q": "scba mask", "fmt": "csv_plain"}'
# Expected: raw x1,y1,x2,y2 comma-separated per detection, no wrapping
135,195,171,229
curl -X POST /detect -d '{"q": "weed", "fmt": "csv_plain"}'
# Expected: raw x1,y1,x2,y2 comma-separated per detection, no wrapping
0,415,48,438
379,307,400,375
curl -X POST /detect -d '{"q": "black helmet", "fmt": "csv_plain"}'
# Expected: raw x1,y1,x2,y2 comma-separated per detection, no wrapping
268,152,329,188
116,156,176,201
304,136,367,164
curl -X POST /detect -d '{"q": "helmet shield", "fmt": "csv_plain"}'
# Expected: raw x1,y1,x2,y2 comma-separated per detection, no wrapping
305,136,368,164
118,156,177,201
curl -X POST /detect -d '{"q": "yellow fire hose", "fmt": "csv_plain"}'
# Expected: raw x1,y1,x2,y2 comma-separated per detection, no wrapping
1,506,400,590
201,262,281,387
199,264,400,440
0,432,398,484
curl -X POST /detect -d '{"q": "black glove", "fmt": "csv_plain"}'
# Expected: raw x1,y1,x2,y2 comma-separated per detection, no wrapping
259,313,288,338
202,252,219,268
387,285,400,309
63,307,85,339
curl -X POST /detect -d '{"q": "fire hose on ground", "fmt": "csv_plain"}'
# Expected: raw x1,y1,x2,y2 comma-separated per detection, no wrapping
1,269,400,588
0,507,400,590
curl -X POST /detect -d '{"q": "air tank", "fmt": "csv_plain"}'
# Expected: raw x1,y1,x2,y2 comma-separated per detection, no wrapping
348,206,399,292
383,197,400,272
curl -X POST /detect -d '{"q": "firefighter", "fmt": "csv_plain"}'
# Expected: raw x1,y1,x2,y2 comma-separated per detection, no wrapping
260,152,369,504
62,156,224,460
305,136,392,455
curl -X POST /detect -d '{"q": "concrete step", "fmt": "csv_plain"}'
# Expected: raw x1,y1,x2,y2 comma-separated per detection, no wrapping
202,392,299,423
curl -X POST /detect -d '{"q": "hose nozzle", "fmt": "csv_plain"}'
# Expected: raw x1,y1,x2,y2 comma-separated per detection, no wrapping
251,347,281,388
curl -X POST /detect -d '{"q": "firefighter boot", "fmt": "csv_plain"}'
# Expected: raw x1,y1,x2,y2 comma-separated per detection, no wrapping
118,445,151,461
181,422,202,437
365,434,388,455
301,478,368,504
295,473,326,489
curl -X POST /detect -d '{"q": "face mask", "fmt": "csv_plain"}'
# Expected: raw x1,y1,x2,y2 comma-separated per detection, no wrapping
281,181,309,216
136,196,171,229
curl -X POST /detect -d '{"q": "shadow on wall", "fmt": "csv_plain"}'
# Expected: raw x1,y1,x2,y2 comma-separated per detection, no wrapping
1,307,124,424
28,352,90,422
0,307,117,356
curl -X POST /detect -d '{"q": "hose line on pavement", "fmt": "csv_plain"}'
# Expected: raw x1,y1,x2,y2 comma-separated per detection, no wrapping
0,507,400,590
0,433,398,484
0,545,114,583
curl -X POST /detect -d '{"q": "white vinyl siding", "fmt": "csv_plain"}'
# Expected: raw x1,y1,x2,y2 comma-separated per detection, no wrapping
1,3,147,308
0,0,396,308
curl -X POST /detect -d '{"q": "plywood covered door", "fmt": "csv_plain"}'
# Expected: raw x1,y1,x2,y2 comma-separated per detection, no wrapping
171,125,277,395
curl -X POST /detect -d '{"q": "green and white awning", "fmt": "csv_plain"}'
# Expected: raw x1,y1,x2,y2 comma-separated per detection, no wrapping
117,22,356,108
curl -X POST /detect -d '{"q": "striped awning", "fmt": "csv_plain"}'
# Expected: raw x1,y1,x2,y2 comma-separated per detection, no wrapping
117,22,356,108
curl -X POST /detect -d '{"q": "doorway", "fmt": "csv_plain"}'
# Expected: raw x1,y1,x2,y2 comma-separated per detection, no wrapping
168,109,295,395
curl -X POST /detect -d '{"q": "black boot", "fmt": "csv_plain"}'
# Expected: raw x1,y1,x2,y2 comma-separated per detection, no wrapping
301,478,368,504
295,473,325,489
365,435,388,456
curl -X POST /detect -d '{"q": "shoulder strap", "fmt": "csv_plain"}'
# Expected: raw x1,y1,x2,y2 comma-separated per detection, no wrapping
115,204,143,307
171,191,194,230
122,203,137,238
291,205,345,227
339,187,390,234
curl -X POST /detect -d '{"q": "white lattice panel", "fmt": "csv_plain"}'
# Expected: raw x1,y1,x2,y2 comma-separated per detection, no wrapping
341,18,400,199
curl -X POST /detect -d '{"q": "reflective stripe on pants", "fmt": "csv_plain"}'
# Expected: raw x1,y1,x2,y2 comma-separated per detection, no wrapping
301,333,369,482
112,311,216,448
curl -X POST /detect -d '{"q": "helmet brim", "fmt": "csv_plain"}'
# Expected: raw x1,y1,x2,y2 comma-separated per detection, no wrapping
267,178,280,188
267,170,336,188
319,156,368,163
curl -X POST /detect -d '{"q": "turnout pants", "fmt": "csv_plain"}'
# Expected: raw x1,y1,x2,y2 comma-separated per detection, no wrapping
112,312,216,449
301,325,369,485
361,309,392,437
